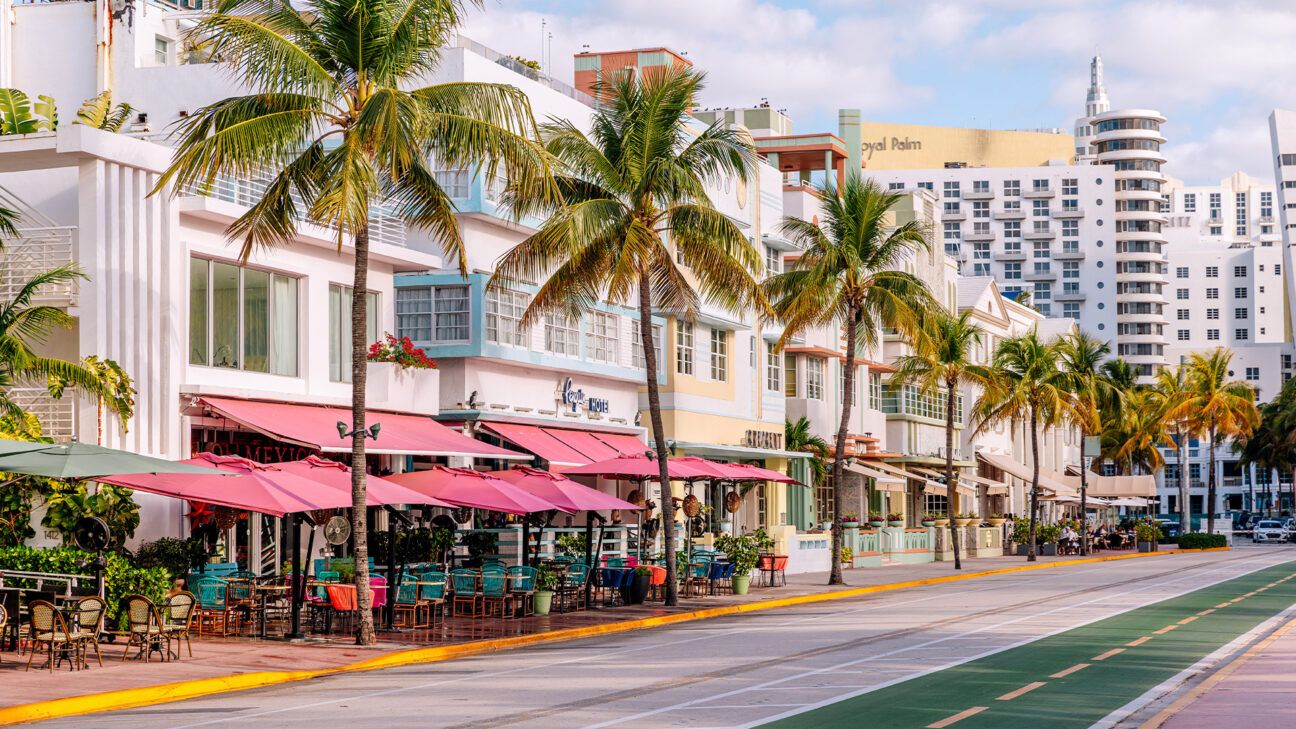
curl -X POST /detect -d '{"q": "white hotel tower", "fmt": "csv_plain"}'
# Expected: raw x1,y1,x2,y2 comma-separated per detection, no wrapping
1077,57,1169,381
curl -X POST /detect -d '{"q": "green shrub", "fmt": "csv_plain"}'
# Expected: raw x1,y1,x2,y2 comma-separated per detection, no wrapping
1135,520,1164,543
0,545,169,628
1177,533,1227,549
135,537,206,580
1036,524,1063,544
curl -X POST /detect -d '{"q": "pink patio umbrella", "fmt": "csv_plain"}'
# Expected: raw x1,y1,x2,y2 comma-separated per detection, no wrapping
561,453,721,481
386,466,561,515
490,467,642,566
716,462,801,484
271,456,454,508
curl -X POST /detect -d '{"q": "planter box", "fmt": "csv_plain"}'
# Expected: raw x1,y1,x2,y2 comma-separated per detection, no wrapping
1015,543,1057,556
1138,541,1155,553
366,361,440,414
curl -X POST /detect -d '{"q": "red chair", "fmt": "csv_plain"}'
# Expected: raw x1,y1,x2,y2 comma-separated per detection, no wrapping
761,556,788,587
645,566,667,600
321,584,360,634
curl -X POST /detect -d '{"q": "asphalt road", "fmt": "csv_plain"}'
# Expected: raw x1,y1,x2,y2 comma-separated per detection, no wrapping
35,546,1296,729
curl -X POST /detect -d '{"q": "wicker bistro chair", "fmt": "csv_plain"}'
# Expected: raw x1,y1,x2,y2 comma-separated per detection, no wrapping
163,592,197,659
72,596,107,667
392,581,430,629
121,595,168,663
26,600,80,672
416,572,448,628
480,571,514,619
195,577,239,636
506,566,536,618
450,569,481,618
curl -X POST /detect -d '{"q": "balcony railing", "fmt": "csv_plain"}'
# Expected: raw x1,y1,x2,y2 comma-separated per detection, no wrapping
7,387,76,441
881,385,963,423
0,226,76,306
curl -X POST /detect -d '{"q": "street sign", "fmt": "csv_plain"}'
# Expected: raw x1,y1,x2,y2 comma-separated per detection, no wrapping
1083,436,1101,459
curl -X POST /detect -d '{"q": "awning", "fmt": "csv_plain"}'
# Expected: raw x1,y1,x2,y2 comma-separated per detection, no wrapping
588,432,653,458
197,396,524,459
914,467,1008,496
976,452,1076,496
480,422,587,466
911,467,982,497
869,461,957,495
1082,474,1156,498
674,441,812,460
845,462,906,492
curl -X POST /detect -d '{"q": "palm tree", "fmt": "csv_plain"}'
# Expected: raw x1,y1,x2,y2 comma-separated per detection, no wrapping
973,330,1068,561
0,266,120,417
1056,330,1117,554
1175,349,1260,534
785,416,830,489
892,309,990,570
765,177,934,585
1101,388,1167,475
157,0,551,644
1151,366,1193,532
0,206,16,240
1236,377,1296,518
1101,357,1138,395
491,66,761,606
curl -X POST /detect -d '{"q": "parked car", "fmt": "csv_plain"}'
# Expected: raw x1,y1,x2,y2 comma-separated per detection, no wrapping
1251,520,1288,543
1156,519,1182,539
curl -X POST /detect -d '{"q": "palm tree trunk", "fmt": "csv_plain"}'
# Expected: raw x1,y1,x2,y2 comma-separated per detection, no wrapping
828,313,860,585
1206,421,1217,535
945,376,961,570
1079,436,1088,555
350,223,375,646
1177,433,1188,534
639,272,678,605
1027,406,1040,562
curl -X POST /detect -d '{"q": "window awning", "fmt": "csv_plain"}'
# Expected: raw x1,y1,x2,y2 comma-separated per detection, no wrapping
587,431,653,458
197,397,525,459
480,422,587,467
976,452,1076,496
953,471,1010,495
846,462,906,492
913,467,1002,496
1082,474,1156,498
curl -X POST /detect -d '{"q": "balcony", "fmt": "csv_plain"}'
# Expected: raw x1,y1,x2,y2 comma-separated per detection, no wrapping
0,226,76,306
963,189,995,200
1023,188,1056,199
1054,290,1087,302
1024,228,1057,240
1053,249,1086,261
993,209,1026,220
1025,270,1057,281
993,251,1027,262
1053,207,1086,219
941,210,967,222
8,387,76,441
880,385,963,424
964,231,995,242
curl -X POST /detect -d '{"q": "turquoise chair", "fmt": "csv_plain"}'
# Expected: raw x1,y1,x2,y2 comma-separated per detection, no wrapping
558,563,590,612
605,557,627,568
417,571,448,626
392,581,429,628
314,570,340,600
195,577,239,636
481,571,513,618
450,569,480,618
507,566,536,617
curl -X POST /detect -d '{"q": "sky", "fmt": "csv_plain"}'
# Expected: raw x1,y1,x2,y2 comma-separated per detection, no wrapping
460,0,1296,186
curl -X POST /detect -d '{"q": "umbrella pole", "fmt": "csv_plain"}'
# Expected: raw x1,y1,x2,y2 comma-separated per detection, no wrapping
386,515,397,631
287,514,304,640
583,514,594,567
521,519,530,568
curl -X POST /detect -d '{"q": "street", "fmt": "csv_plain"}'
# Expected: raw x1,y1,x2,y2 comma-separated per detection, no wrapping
30,547,1296,729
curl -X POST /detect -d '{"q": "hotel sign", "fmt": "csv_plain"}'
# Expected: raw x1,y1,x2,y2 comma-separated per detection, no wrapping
863,136,922,159
742,429,783,450
558,377,610,414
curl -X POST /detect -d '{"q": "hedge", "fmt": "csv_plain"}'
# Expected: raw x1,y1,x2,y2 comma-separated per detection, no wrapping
0,545,170,629
1176,533,1228,550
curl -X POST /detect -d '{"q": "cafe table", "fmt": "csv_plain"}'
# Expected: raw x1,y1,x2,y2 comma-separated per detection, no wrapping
253,584,291,639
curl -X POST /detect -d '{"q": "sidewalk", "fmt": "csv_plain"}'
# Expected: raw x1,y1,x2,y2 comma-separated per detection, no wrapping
0,550,1173,720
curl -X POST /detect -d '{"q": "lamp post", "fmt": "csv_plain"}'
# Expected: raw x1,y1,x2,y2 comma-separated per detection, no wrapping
334,421,381,627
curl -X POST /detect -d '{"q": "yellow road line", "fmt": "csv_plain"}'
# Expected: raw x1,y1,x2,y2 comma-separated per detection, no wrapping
1093,648,1126,660
1198,608,1217,616
928,706,989,728
0,547,1229,728
1216,602,1232,608
1139,615,1296,729
1049,663,1090,678
997,681,1047,701
1177,616,1199,625
1153,625,1179,635
1127,636,1153,646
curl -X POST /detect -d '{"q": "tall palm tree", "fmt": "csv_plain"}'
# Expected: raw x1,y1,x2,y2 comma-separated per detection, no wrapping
1056,330,1117,555
891,309,990,570
765,177,934,585
1101,357,1138,395
973,330,1067,561
785,416,830,489
1101,388,1167,475
492,66,761,606
0,206,16,240
1174,348,1260,534
1151,366,1193,532
1236,377,1296,518
157,0,551,644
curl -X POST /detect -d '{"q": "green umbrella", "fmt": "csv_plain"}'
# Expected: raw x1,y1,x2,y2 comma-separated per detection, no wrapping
0,442,223,480
0,438,56,457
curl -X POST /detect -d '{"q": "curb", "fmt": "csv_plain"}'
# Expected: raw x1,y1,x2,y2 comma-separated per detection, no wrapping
0,547,1228,726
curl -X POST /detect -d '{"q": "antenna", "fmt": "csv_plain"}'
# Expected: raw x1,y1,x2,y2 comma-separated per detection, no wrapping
540,18,546,73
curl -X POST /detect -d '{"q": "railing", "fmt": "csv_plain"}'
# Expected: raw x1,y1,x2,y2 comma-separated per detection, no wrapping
450,34,595,107
903,529,930,551
881,385,963,422
0,569,93,595
0,226,76,305
7,387,76,441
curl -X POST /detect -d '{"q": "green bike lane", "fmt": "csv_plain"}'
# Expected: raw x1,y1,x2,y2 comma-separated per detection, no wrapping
762,559,1296,729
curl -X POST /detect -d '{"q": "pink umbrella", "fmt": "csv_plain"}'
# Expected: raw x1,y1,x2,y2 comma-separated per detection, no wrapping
387,466,562,514
489,467,642,513
716,462,801,484
561,453,721,481
99,453,355,517
270,456,455,508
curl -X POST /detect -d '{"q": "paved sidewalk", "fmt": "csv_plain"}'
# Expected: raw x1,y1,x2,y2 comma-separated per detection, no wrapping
0,550,1141,713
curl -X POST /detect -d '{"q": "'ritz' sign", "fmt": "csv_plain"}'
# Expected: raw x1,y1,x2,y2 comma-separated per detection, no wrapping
559,377,610,414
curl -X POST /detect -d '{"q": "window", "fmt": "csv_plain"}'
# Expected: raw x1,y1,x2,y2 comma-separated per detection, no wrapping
1278,265,1283,275
486,288,529,347
1061,220,1079,237
972,201,989,218
1003,221,1021,238
709,328,728,381
1032,199,1050,216
586,312,619,363
1177,329,1190,341
1235,287,1248,299
805,358,824,400
1261,191,1273,217
1033,241,1051,259
154,36,171,65
1183,194,1196,212
1206,266,1219,278
1062,302,1080,319
1234,265,1247,277
545,314,579,356
1062,178,1078,196
1004,263,1021,280
1032,179,1049,192
1209,193,1222,218
1032,220,1050,233
1211,226,1222,236
1176,267,1189,278
765,246,782,276
1003,180,1020,196
765,343,781,391
632,324,662,370
888,182,905,190
1062,261,1079,279
784,355,797,397
1235,307,1248,319
1177,309,1189,320
675,322,694,374
1004,199,1021,211
1033,282,1051,301
918,181,933,191
1236,329,1250,341
1206,288,1219,299
943,222,961,240
1207,308,1219,320
1207,329,1220,341
944,201,961,214
1176,288,1189,300
973,180,990,193
328,284,377,383
189,258,298,375
1246,367,1261,381
943,181,960,198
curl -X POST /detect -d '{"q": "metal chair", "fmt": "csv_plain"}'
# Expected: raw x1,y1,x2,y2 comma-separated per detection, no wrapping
507,566,536,618
392,581,429,629
195,577,239,636
557,563,589,612
163,592,197,659
450,569,481,618
72,596,106,667
481,571,514,619
26,601,79,672
417,571,448,627
121,595,167,663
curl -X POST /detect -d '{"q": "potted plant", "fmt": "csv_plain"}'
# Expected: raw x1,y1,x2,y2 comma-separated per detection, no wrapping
715,533,760,595
555,533,587,559
624,566,652,605
1036,524,1062,556
1135,521,1162,553
840,513,860,529
534,566,558,615
953,512,976,527
887,512,904,527
867,511,886,528
840,545,853,567
986,513,1007,527
933,513,950,528
920,512,938,528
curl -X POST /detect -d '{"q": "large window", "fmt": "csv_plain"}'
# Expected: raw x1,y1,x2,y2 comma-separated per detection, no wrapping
545,314,579,356
586,312,619,363
189,258,298,375
784,355,797,398
765,343,781,391
328,284,378,383
486,288,529,347
676,321,694,375
709,328,728,381
806,357,824,400
395,285,469,343
632,323,662,370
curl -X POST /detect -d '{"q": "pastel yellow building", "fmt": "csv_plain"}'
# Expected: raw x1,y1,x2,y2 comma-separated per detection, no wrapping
839,110,1075,172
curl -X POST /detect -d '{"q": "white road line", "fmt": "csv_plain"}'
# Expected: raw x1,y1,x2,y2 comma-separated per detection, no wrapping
588,553,1290,729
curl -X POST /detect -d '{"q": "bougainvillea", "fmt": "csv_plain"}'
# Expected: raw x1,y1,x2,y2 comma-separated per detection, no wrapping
366,333,437,370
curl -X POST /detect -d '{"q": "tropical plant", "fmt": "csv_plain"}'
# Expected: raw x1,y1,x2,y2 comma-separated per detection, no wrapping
554,532,587,558
784,416,829,495
1151,365,1193,532
1056,330,1120,554
535,566,558,592
765,176,935,585
366,333,437,369
0,88,56,135
1170,348,1260,534
156,0,552,645
0,545,169,628
891,308,991,570
73,91,134,132
1235,376,1296,519
490,65,760,606
41,483,141,550
134,536,208,580
0,205,17,240
49,355,136,441
714,532,760,574
0,265,122,418
0,411,49,547
1100,357,1138,394
973,330,1068,561
1100,388,1167,475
